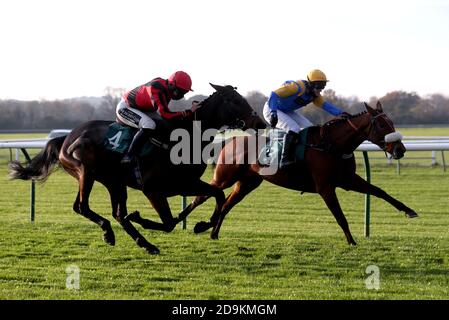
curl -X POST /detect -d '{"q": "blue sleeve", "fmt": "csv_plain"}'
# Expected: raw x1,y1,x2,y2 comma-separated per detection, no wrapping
322,101,342,116
268,92,279,113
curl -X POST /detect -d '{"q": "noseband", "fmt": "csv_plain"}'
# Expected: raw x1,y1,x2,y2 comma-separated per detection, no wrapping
317,111,403,156
346,112,402,151
213,87,255,130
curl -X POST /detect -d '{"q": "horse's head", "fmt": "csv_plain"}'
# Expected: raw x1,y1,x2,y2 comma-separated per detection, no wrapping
364,101,405,159
205,83,266,130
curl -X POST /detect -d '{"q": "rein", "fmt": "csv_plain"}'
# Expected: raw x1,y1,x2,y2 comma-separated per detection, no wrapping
316,111,400,156
315,112,373,153
216,88,254,130
346,112,394,136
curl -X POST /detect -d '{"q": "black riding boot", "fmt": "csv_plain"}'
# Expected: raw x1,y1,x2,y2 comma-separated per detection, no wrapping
121,128,153,165
280,131,298,169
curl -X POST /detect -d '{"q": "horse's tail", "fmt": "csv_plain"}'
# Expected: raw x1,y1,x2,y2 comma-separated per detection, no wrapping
8,135,67,182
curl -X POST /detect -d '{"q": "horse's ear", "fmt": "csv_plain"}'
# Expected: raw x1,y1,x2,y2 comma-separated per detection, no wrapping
209,83,224,91
376,100,383,112
364,102,376,115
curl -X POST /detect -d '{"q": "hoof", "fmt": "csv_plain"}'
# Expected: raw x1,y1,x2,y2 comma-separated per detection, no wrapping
145,245,160,255
194,221,210,234
125,210,141,222
210,233,219,240
103,230,116,246
405,211,419,218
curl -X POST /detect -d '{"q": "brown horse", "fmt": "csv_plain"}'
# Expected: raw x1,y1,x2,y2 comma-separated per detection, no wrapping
9,84,266,254
180,101,418,245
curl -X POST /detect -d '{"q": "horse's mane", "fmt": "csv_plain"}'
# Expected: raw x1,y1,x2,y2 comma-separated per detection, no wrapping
322,111,368,127
171,90,224,127
201,85,236,106
200,91,220,106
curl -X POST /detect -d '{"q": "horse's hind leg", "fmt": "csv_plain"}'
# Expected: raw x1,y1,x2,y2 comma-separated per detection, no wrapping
74,175,115,246
342,173,418,218
318,185,357,245
209,175,263,239
107,184,160,254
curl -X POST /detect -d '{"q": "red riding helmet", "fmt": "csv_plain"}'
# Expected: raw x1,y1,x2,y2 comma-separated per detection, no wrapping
168,71,193,92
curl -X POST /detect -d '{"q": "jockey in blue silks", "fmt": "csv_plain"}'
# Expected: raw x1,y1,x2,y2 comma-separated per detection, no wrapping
263,69,345,169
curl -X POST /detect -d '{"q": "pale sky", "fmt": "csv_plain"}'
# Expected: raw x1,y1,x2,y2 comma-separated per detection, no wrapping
1,0,448,101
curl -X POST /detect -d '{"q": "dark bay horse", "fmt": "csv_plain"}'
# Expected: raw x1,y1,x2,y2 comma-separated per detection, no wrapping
180,101,418,245
9,84,266,254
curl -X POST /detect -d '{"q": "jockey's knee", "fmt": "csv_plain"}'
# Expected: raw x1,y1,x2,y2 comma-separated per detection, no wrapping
139,118,156,130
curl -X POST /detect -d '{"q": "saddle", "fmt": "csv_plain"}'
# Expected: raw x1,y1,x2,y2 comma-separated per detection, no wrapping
258,128,309,166
104,123,172,189
103,123,167,156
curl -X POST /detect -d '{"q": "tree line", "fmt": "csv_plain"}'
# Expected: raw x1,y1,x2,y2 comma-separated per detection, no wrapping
1,89,448,130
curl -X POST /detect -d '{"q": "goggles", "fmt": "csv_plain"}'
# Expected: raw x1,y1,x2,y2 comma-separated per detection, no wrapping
311,81,327,90
174,87,188,96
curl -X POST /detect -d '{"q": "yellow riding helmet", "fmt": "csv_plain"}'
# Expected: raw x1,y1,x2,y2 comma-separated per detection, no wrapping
307,69,328,82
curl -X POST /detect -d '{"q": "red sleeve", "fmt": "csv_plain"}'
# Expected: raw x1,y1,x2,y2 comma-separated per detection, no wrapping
150,86,191,119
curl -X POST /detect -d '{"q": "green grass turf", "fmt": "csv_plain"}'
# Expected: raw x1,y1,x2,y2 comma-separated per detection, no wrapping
0,130,448,299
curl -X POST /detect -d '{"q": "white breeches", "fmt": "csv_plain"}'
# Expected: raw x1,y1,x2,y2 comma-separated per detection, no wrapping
263,102,313,133
116,98,161,130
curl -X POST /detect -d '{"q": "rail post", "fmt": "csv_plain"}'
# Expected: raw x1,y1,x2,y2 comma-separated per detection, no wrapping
181,196,187,230
363,151,371,238
442,151,446,172
20,148,35,222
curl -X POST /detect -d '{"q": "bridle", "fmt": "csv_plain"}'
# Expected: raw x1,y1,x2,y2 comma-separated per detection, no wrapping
318,111,401,155
345,112,397,151
196,87,256,132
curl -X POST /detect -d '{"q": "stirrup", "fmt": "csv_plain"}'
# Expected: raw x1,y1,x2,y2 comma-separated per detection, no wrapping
121,154,134,165
280,157,295,169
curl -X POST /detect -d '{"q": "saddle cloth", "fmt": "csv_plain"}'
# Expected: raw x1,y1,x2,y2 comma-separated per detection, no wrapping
258,128,309,166
103,123,154,156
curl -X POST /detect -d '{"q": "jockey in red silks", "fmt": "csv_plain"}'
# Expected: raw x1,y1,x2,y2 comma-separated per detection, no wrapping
263,69,347,169
116,71,200,164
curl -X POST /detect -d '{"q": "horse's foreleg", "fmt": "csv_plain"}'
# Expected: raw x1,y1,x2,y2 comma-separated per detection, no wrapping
176,169,241,224
190,166,246,235
108,185,160,254
124,210,174,232
318,185,357,245
343,174,418,218
176,194,211,222
209,175,263,239
130,193,178,233
173,180,226,235
74,174,115,246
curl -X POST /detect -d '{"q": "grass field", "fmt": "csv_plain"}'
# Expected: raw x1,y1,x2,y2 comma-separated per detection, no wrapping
0,130,448,300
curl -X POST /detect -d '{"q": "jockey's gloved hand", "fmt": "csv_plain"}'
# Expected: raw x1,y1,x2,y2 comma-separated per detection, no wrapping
191,101,202,113
270,112,278,128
